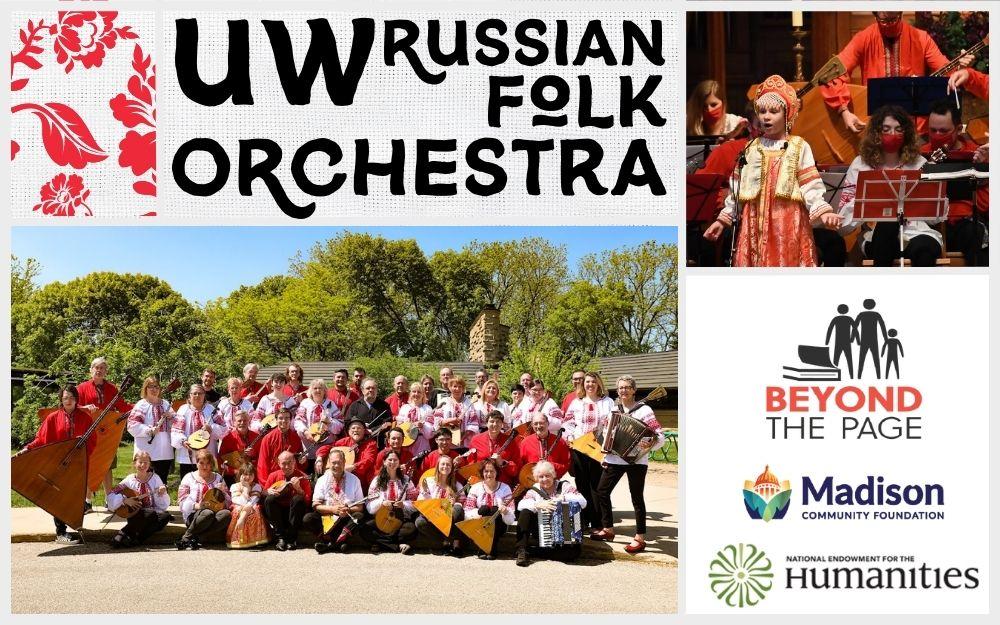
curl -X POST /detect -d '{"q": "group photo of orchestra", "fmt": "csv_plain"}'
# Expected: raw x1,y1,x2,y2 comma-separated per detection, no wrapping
685,10,990,267
9,227,679,593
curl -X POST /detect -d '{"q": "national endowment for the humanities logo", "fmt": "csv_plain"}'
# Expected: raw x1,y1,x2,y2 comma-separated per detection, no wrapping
743,465,792,522
708,543,773,607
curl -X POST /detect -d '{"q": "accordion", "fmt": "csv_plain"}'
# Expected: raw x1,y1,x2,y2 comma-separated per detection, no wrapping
537,500,582,548
601,411,656,464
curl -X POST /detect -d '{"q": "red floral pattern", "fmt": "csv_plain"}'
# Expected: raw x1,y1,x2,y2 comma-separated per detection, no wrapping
32,173,92,217
50,11,137,73
111,44,156,196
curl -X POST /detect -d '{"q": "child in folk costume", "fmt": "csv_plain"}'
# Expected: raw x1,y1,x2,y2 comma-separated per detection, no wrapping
463,458,516,560
171,384,227,479
563,372,616,532
361,450,419,554
218,377,255,430
433,375,479,447
414,454,466,556
126,376,177,485
515,460,587,567
396,382,435,456
106,450,172,549
226,462,270,549
293,379,343,474
704,74,842,266
176,450,232,549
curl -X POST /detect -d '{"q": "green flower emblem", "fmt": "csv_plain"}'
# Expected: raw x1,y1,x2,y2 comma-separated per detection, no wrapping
708,543,774,607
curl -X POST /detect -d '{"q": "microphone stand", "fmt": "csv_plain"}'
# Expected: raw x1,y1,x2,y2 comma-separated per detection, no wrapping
728,139,755,267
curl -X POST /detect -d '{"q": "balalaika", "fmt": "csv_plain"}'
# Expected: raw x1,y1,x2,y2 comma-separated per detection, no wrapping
600,386,666,464
537,500,582,548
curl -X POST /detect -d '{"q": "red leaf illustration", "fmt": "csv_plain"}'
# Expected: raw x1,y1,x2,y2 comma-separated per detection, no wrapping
11,140,20,160
110,93,152,128
11,102,107,168
133,180,156,196
11,78,29,92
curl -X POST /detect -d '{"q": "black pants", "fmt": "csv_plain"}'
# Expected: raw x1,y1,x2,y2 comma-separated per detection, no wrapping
813,228,847,267
596,463,649,534
122,509,172,543
53,501,88,536
223,474,236,488
866,223,941,267
946,218,988,266
570,450,601,529
303,510,357,542
183,509,231,543
262,494,307,541
414,505,465,542
515,509,581,561
151,459,173,486
359,517,418,551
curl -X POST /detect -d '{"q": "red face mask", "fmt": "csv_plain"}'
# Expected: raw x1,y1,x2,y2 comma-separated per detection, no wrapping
703,105,724,125
929,129,956,151
878,20,903,39
880,132,904,153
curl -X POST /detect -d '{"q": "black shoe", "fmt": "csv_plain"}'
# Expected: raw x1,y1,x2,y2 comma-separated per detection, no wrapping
175,538,190,551
477,552,488,560
109,534,126,549
189,538,201,551
83,502,93,514
338,543,350,554
314,541,333,554
440,544,453,557
516,548,530,567
286,540,298,551
484,554,496,561
370,544,381,555
451,546,465,558
275,538,288,552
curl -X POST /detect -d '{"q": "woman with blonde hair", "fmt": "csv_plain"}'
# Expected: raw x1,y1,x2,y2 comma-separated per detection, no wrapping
564,371,615,531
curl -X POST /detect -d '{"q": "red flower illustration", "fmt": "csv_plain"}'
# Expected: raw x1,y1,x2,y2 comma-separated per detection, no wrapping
32,173,92,216
49,11,137,73
118,130,155,176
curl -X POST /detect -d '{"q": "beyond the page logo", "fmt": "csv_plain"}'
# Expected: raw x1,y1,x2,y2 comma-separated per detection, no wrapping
708,543,773,608
743,465,792,522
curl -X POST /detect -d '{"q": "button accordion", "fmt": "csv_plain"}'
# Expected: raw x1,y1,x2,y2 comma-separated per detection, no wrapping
537,500,582,547
600,410,656,464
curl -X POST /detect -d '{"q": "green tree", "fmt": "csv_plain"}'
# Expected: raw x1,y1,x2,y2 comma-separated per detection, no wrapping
11,255,41,362
498,335,598,400
544,280,634,360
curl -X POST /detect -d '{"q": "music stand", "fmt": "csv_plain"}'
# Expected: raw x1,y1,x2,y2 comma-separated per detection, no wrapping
818,165,849,210
855,169,947,269
867,77,948,116
686,143,716,173
687,174,723,223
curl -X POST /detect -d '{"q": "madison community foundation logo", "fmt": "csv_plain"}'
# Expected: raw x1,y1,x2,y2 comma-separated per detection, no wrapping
708,543,774,608
744,465,792,522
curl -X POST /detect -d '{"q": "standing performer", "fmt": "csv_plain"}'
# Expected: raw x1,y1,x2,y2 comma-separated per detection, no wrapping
106,450,172,549
217,410,259,486
171,384,226,479
256,374,296,421
239,363,267,406
361,451,419,554
514,461,587,567
17,385,94,544
519,414,571,479
687,79,748,136
76,357,133,505
704,75,841,266
564,372,615,532
420,375,440,410
344,378,392,447
262,451,312,551
397,382,435,456
513,380,564,434
226,462,271,549
591,375,665,555
474,380,512,430
386,375,410,417
218,377,254,430
415,454,466,556
126,376,176,485
463,458,516,560
200,369,222,405
560,370,586,415
468,411,520,485
305,449,366,554
283,363,308,405
326,369,360,415
176,450,232,549
294,379,343,475
255,407,305,484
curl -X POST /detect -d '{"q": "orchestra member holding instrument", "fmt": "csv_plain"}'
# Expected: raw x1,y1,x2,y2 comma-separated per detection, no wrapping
226,462,270,549
836,105,942,266
564,372,615,532
415,454,466,556
468,411,520,485
305,449,366,554
294,378,343,475
176,449,232,550
126,376,176,485
397,382,435,456
18,385,94,545
218,377,254,430
326,369,360,415
509,384,525,423
200,368,222,405
385,375,409,417
513,379,564,434
434,367,454,408
704,75,841,266
319,416,379,486
421,428,466,474
560,370,586,415
255,407,305,484
591,375,666,554
361,450,418,554
171,384,226,480
106,450,171,549
375,427,414,468
77,357,133,507
686,79,748,137
217,410,258,487
463,458,516,560
948,67,990,102
921,98,989,266
344,378,392,447
262,451,312,551
283,363,307,404
474,379,512,430
514,461,587,567
472,369,487,402
519,413,571,479
239,363,266,406
256,373,296,420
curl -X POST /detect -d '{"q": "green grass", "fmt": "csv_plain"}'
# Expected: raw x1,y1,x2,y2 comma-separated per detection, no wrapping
10,445,176,508
649,430,679,464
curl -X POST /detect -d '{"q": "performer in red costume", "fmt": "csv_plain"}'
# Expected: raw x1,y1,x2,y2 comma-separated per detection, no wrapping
518,413,571,479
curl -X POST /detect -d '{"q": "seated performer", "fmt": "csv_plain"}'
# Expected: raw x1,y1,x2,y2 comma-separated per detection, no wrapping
515,460,587,567
468,410,520,485
421,427,468,474
564,372,615,532
171,384,226,479
591,375,666,555
262,451,313,551
463,458,516,560
226,462,270,549
217,410,258,487
106,450,172,548
126,376,176,485
255,407,305,485
837,104,942,266
704,75,841,266
305,449,366,554
17,385,94,545
518,413,571,479
294,378,343,475
434,375,479,447
217,377,254,430
397,382,435,456
361,450,419,554
283,363,308,405
474,379,512,429
317,417,378,485
513,379,564,433
415,454,466,556
375,427,414,469
686,79,748,137
176,450,232,549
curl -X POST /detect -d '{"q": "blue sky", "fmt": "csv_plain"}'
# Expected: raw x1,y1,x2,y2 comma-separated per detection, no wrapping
13,226,676,304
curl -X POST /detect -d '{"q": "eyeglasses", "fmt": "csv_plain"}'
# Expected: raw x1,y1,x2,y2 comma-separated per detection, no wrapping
875,13,902,24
